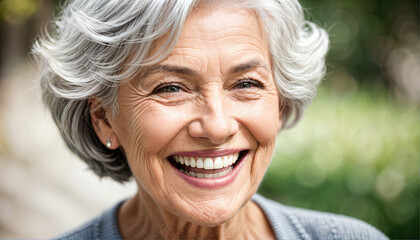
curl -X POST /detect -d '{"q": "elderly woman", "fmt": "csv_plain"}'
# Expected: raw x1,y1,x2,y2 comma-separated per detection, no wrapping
33,0,387,239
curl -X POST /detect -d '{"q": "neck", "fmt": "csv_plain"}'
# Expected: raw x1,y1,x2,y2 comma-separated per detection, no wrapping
118,188,274,239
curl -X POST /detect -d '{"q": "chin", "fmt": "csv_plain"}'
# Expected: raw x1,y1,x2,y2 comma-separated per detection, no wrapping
188,208,236,227
177,195,247,227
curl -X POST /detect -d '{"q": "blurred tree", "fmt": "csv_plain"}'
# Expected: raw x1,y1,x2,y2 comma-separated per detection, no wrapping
0,0,40,24
0,0,52,78
300,0,419,103
263,0,420,238
259,89,419,239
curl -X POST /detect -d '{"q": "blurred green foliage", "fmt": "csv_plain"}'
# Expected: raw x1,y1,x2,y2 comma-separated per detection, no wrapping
259,87,419,239
300,0,419,89
0,0,41,24
257,3,419,238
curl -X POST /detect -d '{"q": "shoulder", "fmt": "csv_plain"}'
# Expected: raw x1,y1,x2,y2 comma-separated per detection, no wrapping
252,194,388,240
54,219,97,240
285,205,388,240
53,200,124,240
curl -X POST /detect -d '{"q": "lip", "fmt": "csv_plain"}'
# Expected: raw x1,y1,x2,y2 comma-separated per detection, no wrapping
170,150,249,189
170,148,245,158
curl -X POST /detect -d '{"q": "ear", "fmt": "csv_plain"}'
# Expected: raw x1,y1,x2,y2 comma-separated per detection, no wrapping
89,99,120,150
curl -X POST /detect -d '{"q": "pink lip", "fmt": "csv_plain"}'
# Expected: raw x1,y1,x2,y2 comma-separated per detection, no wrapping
171,151,249,189
170,149,245,158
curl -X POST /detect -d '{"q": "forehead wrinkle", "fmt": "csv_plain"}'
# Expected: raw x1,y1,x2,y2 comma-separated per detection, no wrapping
220,46,271,74
183,7,264,40
180,27,265,44
213,33,269,55
229,60,271,75
141,52,206,80
222,44,269,59
161,52,208,78
169,49,208,70
212,26,265,40
187,5,261,32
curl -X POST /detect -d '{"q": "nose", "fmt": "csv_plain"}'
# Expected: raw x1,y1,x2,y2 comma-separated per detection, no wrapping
188,95,239,145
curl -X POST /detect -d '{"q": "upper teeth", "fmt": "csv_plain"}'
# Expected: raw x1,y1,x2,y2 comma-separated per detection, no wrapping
173,153,239,170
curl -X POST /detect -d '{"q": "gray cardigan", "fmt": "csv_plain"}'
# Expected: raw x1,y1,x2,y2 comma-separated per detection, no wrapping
56,194,388,239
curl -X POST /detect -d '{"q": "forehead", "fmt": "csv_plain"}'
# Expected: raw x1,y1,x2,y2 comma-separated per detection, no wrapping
181,4,264,40
149,3,270,74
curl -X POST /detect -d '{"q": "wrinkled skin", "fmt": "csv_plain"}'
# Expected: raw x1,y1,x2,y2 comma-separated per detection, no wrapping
91,3,281,239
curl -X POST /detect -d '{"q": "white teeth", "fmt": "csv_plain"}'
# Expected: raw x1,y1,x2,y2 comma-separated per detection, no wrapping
173,153,241,170
204,158,213,169
173,152,243,179
180,167,234,178
190,158,196,167
233,153,239,163
223,156,229,167
214,157,223,169
196,158,204,168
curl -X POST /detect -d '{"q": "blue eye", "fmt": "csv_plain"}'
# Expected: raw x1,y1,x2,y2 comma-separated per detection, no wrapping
233,79,263,89
162,86,180,92
237,82,252,88
153,84,181,94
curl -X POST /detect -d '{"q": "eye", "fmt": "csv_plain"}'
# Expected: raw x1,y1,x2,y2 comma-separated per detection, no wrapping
232,79,264,89
153,84,182,94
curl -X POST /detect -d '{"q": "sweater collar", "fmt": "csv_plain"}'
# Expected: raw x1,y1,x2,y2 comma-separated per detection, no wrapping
95,194,307,239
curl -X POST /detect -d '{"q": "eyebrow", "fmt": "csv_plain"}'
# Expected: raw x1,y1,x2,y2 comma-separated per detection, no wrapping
228,60,269,74
142,60,269,79
142,64,200,79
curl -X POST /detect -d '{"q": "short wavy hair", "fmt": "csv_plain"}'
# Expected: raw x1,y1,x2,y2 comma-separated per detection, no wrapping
32,0,329,182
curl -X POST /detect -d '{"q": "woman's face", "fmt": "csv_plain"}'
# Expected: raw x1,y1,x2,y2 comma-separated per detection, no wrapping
110,4,281,226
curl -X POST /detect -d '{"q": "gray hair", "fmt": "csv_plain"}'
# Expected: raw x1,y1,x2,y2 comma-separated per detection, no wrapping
32,0,329,182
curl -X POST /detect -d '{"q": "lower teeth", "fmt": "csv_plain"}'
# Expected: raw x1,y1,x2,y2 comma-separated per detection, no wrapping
180,167,233,178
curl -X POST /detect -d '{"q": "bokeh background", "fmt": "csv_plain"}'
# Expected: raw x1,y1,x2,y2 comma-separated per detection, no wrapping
0,0,418,238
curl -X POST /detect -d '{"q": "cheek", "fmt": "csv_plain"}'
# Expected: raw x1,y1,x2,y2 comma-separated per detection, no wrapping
115,101,193,191
237,96,280,145
123,101,192,156
240,95,279,186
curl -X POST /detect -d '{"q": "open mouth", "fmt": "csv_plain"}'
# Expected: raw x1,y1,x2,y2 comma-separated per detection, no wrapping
168,150,248,179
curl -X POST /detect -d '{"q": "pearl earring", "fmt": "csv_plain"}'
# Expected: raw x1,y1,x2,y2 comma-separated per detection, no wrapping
106,138,112,148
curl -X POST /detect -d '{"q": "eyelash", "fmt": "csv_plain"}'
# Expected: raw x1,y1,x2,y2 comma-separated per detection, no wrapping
232,79,264,89
152,83,184,94
151,78,264,95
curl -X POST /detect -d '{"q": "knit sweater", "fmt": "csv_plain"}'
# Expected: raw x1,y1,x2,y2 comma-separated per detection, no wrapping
55,194,388,239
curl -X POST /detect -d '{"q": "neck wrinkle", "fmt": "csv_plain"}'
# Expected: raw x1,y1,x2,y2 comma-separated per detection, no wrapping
120,188,257,239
